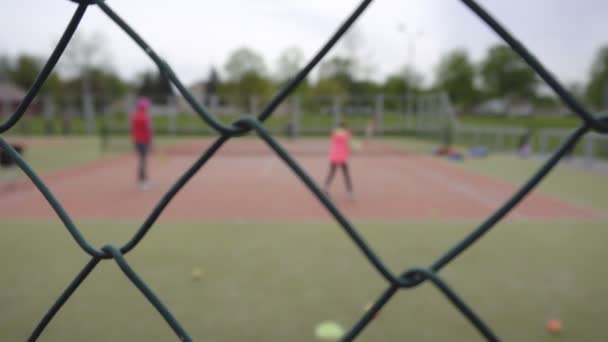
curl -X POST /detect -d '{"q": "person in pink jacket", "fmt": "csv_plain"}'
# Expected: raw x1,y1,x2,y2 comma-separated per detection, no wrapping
323,121,354,199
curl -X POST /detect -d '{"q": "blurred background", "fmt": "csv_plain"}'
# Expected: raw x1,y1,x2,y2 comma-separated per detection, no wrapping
1,0,608,341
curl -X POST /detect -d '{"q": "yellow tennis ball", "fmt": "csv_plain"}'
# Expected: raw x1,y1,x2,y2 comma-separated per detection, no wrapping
191,267,203,280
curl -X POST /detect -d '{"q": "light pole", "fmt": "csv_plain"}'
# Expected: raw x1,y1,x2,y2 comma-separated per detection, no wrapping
397,23,423,127
397,23,423,87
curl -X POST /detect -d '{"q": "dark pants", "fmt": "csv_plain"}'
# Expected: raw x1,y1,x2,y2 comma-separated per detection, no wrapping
135,143,149,182
324,162,352,192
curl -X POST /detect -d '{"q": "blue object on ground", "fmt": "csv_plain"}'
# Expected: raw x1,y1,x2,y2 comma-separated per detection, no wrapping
468,146,489,158
447,153,464,161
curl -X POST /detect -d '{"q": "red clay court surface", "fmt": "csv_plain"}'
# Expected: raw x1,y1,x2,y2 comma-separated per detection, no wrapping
0,139,599,222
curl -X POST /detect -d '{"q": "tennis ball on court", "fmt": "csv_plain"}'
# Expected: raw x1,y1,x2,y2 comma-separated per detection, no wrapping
314,320,344,340
546,319,562,334
191,267,204,281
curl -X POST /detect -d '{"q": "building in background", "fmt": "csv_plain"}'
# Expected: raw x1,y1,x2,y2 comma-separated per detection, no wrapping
0,80,27,117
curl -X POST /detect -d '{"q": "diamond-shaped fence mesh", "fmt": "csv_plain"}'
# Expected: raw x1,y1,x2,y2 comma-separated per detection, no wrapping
1,0,606,341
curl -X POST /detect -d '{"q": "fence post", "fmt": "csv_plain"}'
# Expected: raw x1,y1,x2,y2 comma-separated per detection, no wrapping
168,97,177,135
539,131,547,156
289,96,300,139
496,127,504,151
375,93,384,136
409,95,416,132
249,95,259,116
210,94,219,113
124,94,135,114
124,94,135,131
83,92,95,134
584,134,595,168
333,96,341,128
404,94,411,130
1,98,10,120
100,101,109,152
417,95,424,130
43,96,55,135
61,104,72,136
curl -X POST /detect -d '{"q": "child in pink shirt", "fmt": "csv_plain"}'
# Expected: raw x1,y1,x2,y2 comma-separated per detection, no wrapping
324,121,354,199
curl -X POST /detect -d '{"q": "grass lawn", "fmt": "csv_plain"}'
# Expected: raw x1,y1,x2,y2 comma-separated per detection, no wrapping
1,220,607,341
1,135,607,341
458,154,608,211
458,115,581,130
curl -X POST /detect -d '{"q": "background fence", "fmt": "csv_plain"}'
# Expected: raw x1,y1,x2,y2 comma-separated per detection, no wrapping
7,91,608,168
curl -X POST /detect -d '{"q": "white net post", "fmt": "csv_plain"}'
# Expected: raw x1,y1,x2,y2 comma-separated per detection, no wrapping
375,93,384,136
1,97,10,121
584,134,595,168
249,95,259,116
43,96,55,135
168,96,177,135
210,94,219,113
539,130,548,156
289,95,300,139
83,91,95,134
333,96,342,128
496,127,505,151
124,94,135,131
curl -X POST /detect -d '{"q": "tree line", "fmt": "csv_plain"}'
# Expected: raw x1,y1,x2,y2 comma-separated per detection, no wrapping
1,32,607,114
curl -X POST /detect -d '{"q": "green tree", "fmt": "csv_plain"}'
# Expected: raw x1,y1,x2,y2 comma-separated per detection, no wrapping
352,80,380,94
275,46,305,83
585,46,608,109
89,68,127,99
63,67,127,110
224,47,267,81
238,71,273,101
61,32,111,133
480,44,537,100
206,67,220,96
222,47,274,107
435,49,477,108
317,56,354,93
9,54,42,90
8,54,63,98
309,78,348,98
40,72,64,99
0,55,12,80
274,46,310,95
382,67,422,94
136,70,173,104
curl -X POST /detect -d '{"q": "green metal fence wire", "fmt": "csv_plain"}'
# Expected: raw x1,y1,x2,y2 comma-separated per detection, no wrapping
1,0,605,340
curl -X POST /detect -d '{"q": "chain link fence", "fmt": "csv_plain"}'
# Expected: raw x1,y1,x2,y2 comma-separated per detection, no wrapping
1,0,606,340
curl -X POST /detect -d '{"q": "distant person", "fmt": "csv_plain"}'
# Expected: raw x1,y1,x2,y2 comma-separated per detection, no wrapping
130,97,153,191
323,121,354,200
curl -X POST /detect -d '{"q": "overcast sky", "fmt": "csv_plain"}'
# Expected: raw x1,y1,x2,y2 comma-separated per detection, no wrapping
0,0,606,88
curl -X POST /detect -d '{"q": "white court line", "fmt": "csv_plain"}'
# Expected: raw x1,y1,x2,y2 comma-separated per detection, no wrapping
396,158,525,219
